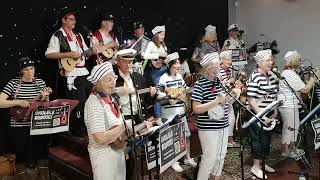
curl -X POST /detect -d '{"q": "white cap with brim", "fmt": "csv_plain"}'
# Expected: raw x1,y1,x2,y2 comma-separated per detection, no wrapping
87,61,114,84
200,52,220,67
228,24,239,31
116,49,137,60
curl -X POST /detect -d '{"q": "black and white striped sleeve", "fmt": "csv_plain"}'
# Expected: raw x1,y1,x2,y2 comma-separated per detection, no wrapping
191,81,203,102
246,78,259,98
1,80,15,97
85,95,106,134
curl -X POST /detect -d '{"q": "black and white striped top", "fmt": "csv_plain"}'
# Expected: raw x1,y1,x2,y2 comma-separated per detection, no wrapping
158,73,186,109
84,94,123,158
278,69,305,108
2,78,46,126
246,70,278,109
191,77,229,130
219,67,232,81
317,87,320,102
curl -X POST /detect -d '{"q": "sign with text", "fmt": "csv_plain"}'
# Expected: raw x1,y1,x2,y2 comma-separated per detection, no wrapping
145,121,187,174
311,118,320,150
232,48,247,66
30,105,70,135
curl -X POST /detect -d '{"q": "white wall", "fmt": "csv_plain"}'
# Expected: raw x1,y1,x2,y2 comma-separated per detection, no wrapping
232,0,320,68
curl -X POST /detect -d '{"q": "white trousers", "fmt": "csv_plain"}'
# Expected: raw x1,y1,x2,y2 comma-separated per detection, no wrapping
197,128,228,180
89,149,126,180
228,105,236,136
279,107,300,144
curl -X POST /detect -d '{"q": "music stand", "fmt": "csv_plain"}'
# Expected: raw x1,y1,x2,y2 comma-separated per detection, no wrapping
130,35,151,55
286,104,320,179
138,114,181,180
16,99,79,121
300,104,320,127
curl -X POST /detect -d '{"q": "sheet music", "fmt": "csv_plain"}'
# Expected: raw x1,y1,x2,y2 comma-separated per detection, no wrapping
130,35,151,54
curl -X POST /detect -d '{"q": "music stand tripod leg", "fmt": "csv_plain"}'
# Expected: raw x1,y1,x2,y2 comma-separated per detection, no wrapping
238,107,245,180
147,133,160,180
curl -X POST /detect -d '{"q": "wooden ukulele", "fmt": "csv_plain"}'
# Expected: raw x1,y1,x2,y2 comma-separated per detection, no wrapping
10,87,53,121
60,43,101,72
100,48,116,61
109,117,156,150
166,87,192,105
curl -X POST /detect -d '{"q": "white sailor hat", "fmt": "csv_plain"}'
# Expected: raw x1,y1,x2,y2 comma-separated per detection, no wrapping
254,49,272,62
228,24,239,31
87,61,114,84
200,52,220,67
164,52,179,65
152,25,165,35
205,25,216,33
116,49,137,60
220,50,233,60
284,50,301,63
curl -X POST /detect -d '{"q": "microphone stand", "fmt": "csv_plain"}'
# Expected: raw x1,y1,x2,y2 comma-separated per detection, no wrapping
276,73,317,179
128,92,140,180
218,82,271,180
277,75,309,114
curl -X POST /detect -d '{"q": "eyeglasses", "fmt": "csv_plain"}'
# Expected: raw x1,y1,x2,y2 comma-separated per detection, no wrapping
120,59,133,64
65,17,76,21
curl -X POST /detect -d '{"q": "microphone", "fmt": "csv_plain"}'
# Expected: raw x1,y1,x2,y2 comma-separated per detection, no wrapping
271,67,284,80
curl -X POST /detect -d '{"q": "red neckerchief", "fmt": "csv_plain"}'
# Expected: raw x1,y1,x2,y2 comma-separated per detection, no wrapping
62,28,83,48
99,93,121,118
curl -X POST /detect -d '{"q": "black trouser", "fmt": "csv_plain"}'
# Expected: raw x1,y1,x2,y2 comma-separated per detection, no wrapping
9,126,48,165
57,74,92,137
124,115,144,180
248,122,272,160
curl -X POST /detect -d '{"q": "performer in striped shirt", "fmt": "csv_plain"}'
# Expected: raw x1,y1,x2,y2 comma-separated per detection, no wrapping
85,62,128,180
157,52,196,172
191,52,228,180
0,57,49,167
219,50,240,147
278,50,316,156
246,49,278,179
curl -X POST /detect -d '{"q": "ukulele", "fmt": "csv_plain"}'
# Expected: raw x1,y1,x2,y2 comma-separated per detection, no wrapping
109,117,156,150
100,48,116,61
10,87,53,121
166,87,193,105
60,43,100,72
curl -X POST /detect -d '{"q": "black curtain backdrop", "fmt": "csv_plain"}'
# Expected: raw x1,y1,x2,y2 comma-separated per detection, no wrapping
0,0,228,153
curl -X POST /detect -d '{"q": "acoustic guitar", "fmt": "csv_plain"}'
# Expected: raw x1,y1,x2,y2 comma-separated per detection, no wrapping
10,87,53,121
109,117,156,150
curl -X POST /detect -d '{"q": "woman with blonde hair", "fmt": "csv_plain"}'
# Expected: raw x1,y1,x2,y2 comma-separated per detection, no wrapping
277,50,316,156
191,25,220,72
191,52,228,180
